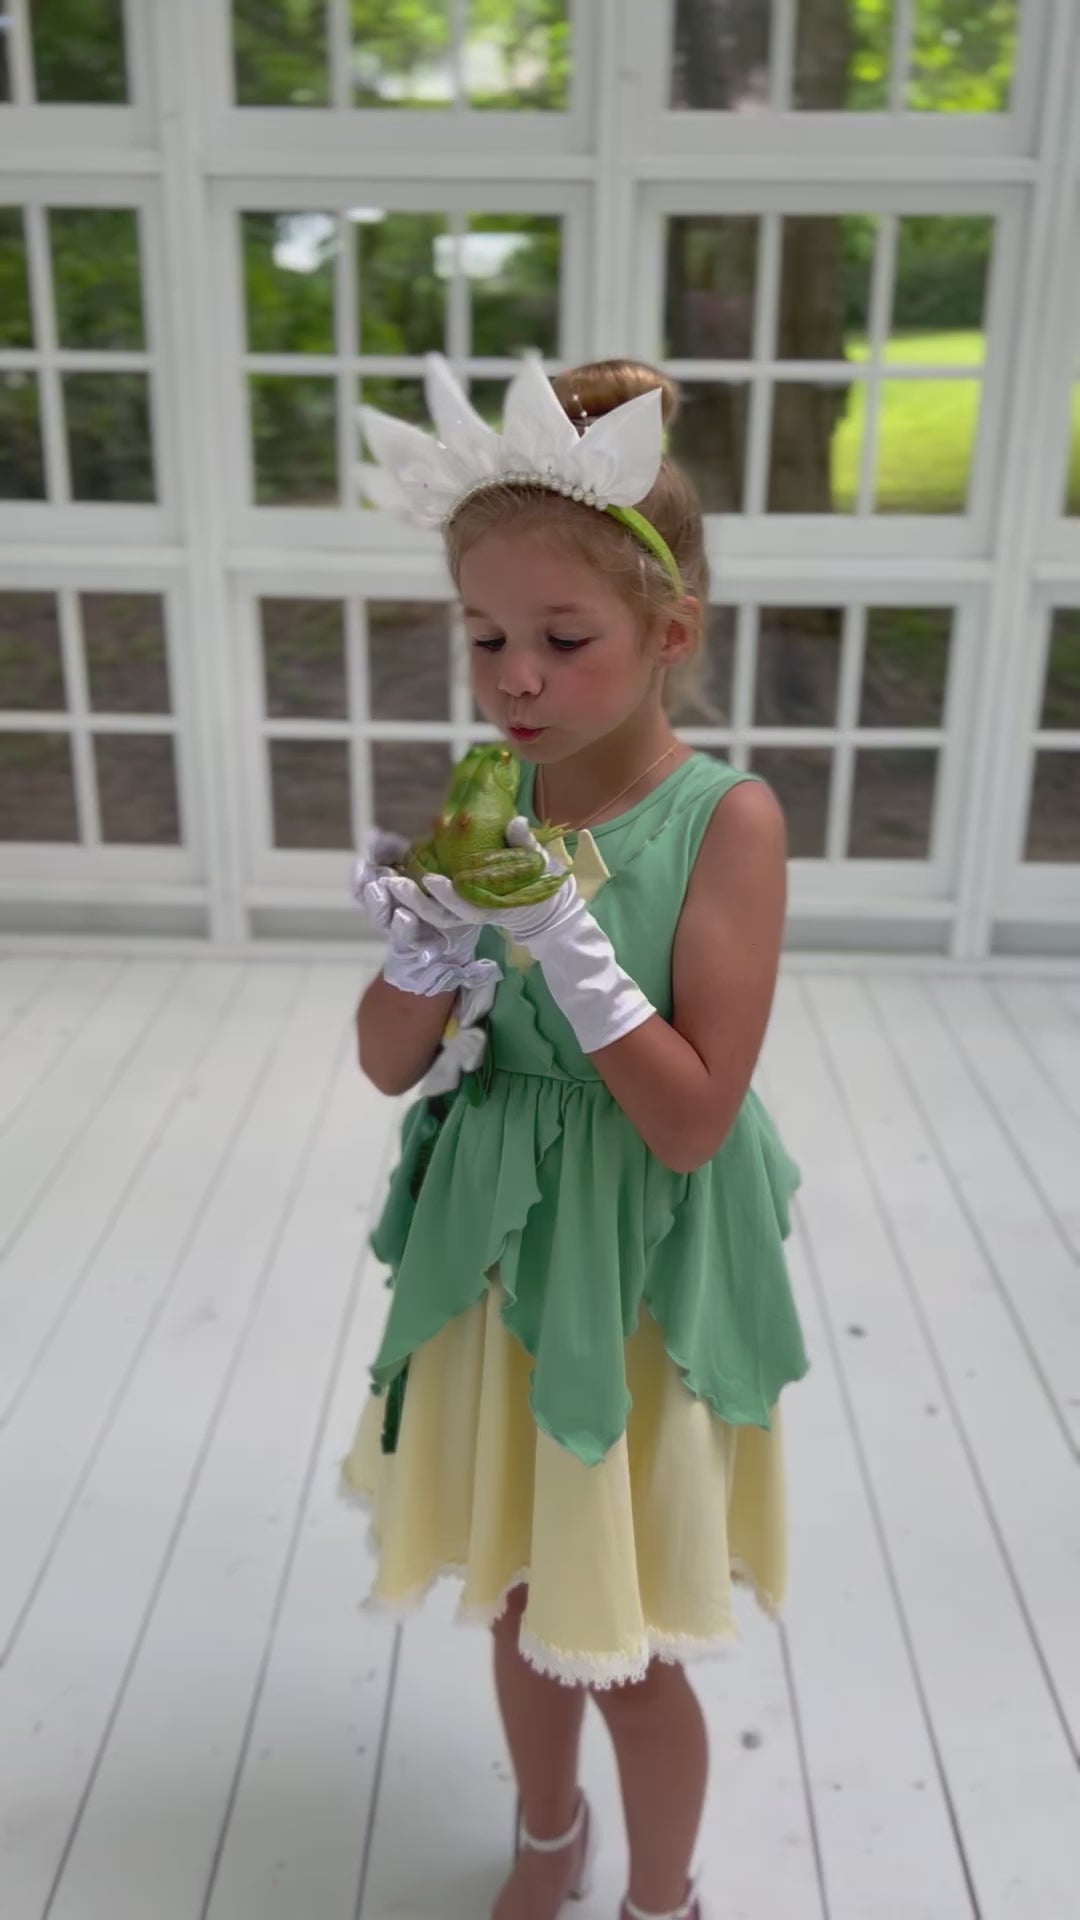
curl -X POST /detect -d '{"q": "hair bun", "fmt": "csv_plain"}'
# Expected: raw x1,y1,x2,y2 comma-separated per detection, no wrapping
551,359,679,430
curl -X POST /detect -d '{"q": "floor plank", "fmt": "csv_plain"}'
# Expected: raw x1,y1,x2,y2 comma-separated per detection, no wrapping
0,960,118,1137
45,1029,390,1920
868,976,1080,1455
805,974,1080,1756
203,1220,400,1920
768,1213,975,1919
992,980,1080,1127
0,965,303,1660
0,962,243,1424
0,967,359,1920
930,978,1080,1258
765,977,1080,1920
0,962,181,1255
0,957,62,1046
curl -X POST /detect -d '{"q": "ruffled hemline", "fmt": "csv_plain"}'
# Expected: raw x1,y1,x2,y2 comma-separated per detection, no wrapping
339,1464,781,1690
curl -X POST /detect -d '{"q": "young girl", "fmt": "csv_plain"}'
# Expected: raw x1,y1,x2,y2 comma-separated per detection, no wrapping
343,352,808,1920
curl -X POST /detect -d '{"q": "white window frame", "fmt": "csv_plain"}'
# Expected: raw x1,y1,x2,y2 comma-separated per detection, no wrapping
0,173,181,546
636,0,1048,163
989,583,1080,927
0,558,204,900
198,0,596,164
634,180,1024,563
214,177,593,554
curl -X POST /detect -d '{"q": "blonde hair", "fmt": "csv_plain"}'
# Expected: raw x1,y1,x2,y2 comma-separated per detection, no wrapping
444,359,708,712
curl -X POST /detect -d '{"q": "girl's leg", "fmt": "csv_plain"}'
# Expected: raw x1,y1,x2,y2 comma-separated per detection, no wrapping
490,1585,588,1920
592,1660,708,1916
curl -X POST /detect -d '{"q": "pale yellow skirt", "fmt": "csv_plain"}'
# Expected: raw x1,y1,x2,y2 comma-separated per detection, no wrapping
340,1285,789,1688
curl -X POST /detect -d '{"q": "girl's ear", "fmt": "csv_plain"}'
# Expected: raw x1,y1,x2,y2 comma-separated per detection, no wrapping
655,595,699,669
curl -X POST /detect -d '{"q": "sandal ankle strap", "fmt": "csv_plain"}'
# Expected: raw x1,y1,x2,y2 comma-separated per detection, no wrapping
517,1791,587,1855
624,1884,700,1920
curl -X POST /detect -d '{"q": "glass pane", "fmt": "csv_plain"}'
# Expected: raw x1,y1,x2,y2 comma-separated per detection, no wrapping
779,216,874,360
793,0,891,109
372,741,453,843
269,740,351,849
351,0,452,108
749,749,831,859
874,379,979,514
0,209,33,349
261,598,347,719
358,376,427,426
0,594,65,712
889,217,992,359
1025,753,1080,862
32,0,127,103
756,607,843,727
860,607,952,728
467,215,561,359
50,209,144,352
665,217,758,360
95,735,180,845
468,377,507,428
233,0,329,106
668,383,750,513
673,605,735,726
0,374,46,500
1040,609,1080,730
670,0,770,109
0,733,78,841
1064,385,1079,517
909,1,1016,113
244,212,336,355
769,382,857,513
369,602,450,721
251,375,338,505
849,750,937,858
64,374,155,503
465,0,570,110
82,594,170,714
356,212,446,355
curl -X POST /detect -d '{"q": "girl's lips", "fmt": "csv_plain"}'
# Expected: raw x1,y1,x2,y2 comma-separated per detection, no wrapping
508,725,544,742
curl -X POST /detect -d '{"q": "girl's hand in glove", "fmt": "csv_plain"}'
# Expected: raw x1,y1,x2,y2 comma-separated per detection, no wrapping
401,817,655,1056
352,828,500,999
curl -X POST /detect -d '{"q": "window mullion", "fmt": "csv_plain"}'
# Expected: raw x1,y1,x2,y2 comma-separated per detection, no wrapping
25,202,71,505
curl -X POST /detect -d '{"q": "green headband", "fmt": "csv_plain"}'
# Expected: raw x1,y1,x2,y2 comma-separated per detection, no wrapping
605,504,683,596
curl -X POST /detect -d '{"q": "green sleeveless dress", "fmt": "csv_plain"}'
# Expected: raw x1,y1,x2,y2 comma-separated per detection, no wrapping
365,753,807,1469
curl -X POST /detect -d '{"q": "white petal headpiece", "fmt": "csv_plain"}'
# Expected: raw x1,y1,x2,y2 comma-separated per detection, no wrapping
357,353,682,591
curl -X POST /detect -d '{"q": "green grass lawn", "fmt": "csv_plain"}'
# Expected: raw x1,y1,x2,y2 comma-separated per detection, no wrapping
832,331,1080,513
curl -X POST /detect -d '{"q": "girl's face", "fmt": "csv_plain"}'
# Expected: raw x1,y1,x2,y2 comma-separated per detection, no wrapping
460,526,685,762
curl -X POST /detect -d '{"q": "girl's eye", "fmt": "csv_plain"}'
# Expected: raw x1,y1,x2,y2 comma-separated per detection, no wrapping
547,635,590,652
471,636,504,653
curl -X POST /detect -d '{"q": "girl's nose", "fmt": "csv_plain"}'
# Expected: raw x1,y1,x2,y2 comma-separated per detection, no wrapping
498,656,543,699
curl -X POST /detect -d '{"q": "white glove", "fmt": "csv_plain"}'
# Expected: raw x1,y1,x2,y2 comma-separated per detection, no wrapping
398,818,654,1056
352,828,499,1000
351,828,411,932
419,971,498,1098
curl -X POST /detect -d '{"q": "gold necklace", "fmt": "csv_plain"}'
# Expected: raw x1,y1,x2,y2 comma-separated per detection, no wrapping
537,743,678,832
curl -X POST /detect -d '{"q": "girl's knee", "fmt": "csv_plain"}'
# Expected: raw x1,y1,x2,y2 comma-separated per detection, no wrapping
593,1657,686,1725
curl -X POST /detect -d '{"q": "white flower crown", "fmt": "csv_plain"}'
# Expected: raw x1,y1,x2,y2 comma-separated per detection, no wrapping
357,352,682,591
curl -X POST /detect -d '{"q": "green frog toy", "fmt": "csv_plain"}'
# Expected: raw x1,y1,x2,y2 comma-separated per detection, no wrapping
397,744,567,908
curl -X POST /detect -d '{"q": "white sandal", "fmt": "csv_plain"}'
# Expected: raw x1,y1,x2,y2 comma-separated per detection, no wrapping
515,1792,598,1903
623,1885,704,1919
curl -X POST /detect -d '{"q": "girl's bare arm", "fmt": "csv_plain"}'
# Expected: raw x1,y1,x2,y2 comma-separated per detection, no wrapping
587,782,787,1174
355,973,457,1095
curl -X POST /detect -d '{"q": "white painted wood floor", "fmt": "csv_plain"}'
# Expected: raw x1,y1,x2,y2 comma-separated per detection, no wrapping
1,953,1079,1920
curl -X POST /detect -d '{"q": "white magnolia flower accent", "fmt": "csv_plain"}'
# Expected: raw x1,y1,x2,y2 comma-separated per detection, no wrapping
358,352,665,528
419,970,498,1099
